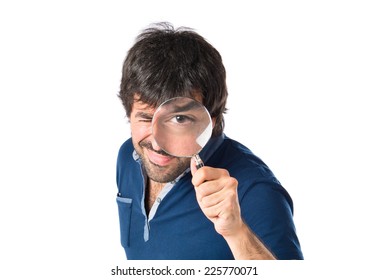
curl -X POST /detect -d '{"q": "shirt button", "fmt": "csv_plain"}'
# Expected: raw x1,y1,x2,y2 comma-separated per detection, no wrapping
156,197,161,203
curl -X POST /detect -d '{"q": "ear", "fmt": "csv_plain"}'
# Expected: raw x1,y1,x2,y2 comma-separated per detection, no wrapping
211,117,216,129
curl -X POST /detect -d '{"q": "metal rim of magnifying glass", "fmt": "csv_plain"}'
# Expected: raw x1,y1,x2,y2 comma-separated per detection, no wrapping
151,97,212,158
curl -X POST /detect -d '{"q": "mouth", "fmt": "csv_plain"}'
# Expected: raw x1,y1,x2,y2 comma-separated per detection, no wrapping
146,148,174,166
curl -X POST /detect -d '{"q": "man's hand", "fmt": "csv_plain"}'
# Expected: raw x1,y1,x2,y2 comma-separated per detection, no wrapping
190,157,276,260
190,158,243,237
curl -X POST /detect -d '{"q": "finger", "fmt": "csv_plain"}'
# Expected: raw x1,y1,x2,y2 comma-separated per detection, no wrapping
198,189,226,208
190,157,198,177
202,192,240,220
191,166,229,187
201,199,228,219
197,180,238,207
195,180,226,197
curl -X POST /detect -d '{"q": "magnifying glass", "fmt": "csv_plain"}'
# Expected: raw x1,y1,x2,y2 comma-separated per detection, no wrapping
152,97,212,169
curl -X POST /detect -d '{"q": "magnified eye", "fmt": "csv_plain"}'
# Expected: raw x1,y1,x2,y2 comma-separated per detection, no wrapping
151,97,212,157
171,115,195,124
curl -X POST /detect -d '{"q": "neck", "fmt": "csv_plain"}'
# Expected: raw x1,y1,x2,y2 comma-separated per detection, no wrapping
149,179,166,190
145,179,166,214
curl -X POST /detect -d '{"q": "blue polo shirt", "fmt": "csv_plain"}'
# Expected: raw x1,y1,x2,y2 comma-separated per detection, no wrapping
116,134,303,260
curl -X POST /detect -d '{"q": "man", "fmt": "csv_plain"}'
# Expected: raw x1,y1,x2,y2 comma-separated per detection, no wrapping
116,22,303,260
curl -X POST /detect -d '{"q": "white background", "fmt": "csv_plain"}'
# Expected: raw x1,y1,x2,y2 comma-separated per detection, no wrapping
1,0,367,279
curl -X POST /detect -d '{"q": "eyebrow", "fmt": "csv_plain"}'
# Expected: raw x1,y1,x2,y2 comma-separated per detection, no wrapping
171,100,202,113
134,112,153,119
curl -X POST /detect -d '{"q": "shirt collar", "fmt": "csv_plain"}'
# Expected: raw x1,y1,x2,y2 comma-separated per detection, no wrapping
197,133,225,163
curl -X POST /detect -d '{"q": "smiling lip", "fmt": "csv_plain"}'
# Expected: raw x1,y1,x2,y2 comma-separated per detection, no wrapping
146,149,173,166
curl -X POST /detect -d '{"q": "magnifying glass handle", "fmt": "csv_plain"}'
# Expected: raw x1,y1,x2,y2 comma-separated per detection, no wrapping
193,154,204,169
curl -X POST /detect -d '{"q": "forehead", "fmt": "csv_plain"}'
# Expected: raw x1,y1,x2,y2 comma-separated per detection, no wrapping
130,98,157,121
130,94,155,113
131,92,203,112
131,100,156,114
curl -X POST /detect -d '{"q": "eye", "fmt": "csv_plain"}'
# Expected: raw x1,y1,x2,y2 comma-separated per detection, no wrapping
134,112,154,123
138,115,153,123
139,118,152,123
170,115,195,124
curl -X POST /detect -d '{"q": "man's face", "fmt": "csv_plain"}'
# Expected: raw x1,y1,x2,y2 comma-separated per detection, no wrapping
130,99,191,183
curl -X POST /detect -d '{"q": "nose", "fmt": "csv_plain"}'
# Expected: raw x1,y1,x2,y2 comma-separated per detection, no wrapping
151,137,161,151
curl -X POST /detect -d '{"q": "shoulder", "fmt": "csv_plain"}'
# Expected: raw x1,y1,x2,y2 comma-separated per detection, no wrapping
216,139,302,259
118,138,134,157
116,138,138,175
211,136,293,205
116,138,142,192
117,138,135,164
211,136,276,181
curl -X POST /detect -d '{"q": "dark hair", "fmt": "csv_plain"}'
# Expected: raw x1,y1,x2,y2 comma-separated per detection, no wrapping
119,22,228,136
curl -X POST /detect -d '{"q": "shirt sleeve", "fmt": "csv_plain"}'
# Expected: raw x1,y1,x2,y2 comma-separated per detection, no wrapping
240,180,304,260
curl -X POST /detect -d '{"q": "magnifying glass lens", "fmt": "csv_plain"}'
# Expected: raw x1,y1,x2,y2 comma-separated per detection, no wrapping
152,97,212,158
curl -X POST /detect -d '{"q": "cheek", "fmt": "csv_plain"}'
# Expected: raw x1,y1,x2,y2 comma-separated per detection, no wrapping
130,122,152,143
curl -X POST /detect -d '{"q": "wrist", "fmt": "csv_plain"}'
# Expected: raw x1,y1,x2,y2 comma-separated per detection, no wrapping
223,221,276,260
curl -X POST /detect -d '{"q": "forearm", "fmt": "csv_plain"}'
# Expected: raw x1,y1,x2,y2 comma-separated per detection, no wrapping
224,222,276,260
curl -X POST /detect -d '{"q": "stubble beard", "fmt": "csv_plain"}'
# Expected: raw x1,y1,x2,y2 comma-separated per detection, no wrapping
134,140,190,183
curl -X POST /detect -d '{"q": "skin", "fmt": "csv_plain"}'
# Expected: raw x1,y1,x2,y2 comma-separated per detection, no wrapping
190,160,276,260
130,101,191,184
152,97,211,156
129,95,276,260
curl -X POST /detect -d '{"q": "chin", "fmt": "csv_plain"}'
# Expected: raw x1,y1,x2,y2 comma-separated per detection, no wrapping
143,157,190,183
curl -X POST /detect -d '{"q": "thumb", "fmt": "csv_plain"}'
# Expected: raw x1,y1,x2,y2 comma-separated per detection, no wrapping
190,156,198,176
